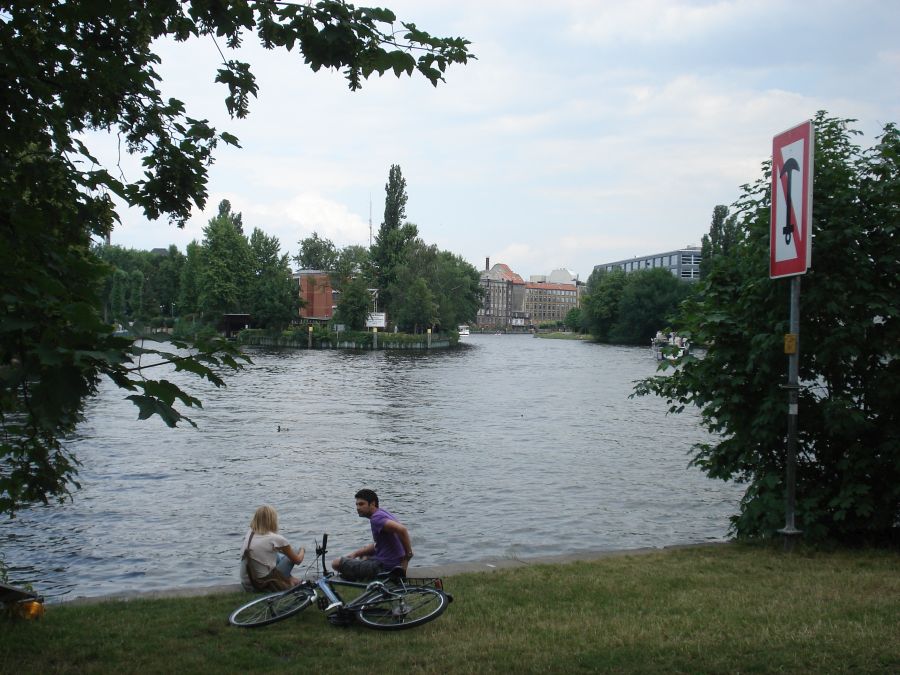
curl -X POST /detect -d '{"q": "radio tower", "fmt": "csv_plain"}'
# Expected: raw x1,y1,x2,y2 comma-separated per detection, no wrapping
368,193,372,247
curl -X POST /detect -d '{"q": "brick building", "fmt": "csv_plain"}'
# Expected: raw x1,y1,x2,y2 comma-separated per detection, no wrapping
293,270,335,322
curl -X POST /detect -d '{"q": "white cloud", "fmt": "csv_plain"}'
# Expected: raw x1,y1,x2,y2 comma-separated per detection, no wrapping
566,0,773,45
105,0,900,280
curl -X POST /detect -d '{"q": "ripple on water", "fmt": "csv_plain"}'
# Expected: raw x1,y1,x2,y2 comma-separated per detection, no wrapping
1,336,742,600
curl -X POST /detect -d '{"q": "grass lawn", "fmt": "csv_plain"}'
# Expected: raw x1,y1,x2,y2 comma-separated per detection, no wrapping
1,544,897,673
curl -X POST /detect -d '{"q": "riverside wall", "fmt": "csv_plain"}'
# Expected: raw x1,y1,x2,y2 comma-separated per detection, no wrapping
239,334,452,350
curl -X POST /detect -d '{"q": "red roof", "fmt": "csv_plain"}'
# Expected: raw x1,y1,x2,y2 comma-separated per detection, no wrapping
493,264,525,284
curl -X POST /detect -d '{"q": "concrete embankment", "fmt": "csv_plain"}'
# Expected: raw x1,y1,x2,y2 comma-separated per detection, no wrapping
62,542,728,605
239,335,452,350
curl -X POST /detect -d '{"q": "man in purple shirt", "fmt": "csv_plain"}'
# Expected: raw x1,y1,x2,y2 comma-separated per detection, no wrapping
331,489,414,581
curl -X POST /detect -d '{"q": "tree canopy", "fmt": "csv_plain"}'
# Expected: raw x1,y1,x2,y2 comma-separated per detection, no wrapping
635,113,900,543
334,274,372,330
198,201,253,316
579,267,688,344
0,1,472,516
295,232,339,271
700,205,739,278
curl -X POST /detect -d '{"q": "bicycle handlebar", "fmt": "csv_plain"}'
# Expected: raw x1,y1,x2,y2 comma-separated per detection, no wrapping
316,533,329,577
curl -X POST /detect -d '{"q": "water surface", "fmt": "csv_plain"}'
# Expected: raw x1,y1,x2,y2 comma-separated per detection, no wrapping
1,335,742,600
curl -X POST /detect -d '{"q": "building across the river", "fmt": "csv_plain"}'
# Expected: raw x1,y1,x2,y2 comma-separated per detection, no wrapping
594,246,702,281
478,261,584,329
524,269,582,325
476,259,528,329
293,269,335,322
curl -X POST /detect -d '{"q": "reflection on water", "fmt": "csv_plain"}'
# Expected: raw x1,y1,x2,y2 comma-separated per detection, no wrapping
1,335,742,600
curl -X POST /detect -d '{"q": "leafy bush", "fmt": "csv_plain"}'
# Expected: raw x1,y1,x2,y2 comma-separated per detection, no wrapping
635,113,900,544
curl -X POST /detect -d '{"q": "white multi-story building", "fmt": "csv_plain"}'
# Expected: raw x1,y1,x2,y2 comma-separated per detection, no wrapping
594,246,702,281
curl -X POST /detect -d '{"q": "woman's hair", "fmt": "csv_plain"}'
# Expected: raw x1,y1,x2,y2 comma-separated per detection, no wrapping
250,505,279,534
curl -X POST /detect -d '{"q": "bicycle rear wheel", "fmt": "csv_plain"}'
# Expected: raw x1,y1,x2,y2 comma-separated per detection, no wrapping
229,587,314,628
356,587,447,630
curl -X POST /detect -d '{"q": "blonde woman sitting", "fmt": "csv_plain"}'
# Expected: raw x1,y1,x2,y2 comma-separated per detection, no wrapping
240,505,305,592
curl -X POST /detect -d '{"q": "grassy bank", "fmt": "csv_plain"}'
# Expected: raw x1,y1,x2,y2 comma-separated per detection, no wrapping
2,545,897,673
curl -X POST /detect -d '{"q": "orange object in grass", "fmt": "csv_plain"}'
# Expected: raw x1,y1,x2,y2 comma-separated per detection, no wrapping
17,599,45,620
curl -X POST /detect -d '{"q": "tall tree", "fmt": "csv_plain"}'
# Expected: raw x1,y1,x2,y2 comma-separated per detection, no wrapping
383,164,408,231
295,232,339,271
371,165,418,319
178,241,203,316
127,270,145,320
635,113,900,543
249,228,298,330
109,269,129,325
96,245,156,320
154,245,185,318
198,201,252,318
700,205,739,278
0,1,471,516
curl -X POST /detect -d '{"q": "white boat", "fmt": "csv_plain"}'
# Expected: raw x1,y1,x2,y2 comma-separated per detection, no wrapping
458,324,470,336
651,331,687,361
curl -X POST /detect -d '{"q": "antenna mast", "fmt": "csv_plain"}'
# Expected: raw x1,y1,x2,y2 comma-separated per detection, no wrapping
368,193,372,247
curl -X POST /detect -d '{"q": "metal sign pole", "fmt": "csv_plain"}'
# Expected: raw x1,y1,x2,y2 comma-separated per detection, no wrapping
780,276,802,549
771,120,813,551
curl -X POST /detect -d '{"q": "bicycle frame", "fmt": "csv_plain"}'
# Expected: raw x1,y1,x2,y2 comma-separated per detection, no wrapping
307,534,414,615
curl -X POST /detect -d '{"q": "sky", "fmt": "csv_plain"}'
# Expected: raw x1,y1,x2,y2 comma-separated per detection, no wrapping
103,0,900,281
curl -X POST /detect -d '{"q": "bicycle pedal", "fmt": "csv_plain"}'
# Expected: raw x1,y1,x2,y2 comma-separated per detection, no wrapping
327,612,352,627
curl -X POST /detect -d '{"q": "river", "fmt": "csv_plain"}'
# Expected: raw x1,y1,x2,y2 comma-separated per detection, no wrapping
1,334,743,600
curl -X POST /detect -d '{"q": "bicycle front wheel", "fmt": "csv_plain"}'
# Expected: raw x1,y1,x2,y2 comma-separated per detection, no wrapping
356,586,447,630
229,587,314,628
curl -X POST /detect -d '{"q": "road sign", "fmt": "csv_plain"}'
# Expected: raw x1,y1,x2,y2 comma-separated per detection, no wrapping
770,120,814,278
366,312,386,329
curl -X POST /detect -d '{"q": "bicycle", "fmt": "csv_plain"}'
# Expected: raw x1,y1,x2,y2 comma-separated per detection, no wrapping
228,534,452,630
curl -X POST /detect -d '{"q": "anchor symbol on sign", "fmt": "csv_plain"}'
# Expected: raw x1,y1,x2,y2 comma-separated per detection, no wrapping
780,157,799,245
